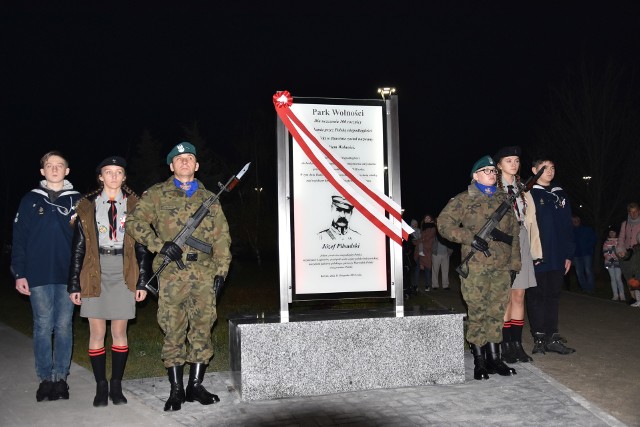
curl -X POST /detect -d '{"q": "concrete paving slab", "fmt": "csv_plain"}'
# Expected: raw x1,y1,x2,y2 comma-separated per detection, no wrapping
0,314,629,427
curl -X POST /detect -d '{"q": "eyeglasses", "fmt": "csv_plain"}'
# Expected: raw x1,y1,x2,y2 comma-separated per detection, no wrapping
477,168,498,175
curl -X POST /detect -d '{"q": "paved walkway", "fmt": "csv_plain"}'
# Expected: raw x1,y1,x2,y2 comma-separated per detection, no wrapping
0,319,628,427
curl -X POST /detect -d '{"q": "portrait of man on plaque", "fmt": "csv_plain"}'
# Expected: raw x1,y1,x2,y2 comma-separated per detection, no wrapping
318,195,361,241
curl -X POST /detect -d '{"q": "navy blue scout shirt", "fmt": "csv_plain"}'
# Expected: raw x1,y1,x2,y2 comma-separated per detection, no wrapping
11,181,80,288
530,183,575,273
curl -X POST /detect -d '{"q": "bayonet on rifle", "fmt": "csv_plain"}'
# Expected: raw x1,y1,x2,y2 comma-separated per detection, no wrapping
144,162,251,296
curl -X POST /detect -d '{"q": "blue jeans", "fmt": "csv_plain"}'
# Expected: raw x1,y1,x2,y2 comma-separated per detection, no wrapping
413,265,431,290
30,284,75,381
573,255,595,292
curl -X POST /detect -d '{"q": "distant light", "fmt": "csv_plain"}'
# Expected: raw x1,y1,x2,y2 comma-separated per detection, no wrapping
582,176,592,181
579,204,583,208
377,87,396,100
254,187,263,192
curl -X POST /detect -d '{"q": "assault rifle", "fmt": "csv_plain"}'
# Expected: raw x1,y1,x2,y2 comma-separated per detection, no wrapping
144,162,251,297
455,166,545,279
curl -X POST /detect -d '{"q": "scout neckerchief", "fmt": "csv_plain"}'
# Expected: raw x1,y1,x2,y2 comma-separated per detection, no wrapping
174,178,199,198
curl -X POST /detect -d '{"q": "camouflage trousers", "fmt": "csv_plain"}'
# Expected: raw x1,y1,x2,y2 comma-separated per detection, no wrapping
158,263,216,368
460,267,511,346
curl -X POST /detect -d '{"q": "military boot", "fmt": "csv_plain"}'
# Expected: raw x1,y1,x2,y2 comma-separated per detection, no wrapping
470,344,489,380
185,363,220,405
164,365,186,412
484,343,517,376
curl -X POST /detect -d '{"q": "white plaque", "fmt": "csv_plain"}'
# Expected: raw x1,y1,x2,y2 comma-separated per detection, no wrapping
290,102,387,295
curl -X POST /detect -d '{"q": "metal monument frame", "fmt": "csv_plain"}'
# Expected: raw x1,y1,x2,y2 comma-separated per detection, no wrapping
277,94,404,322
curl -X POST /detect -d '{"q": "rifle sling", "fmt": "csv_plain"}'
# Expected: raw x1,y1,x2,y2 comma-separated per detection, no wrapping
490,228,513,245
185,236,213,255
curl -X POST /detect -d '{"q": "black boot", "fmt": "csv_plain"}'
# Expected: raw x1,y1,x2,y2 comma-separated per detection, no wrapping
109,345,129,405
93,381,109,407
484,343,517,376
89,348,108,407
185,363,220,405
532,332,546,354
512,341,533,362
109,380,126,405
500,341,518,364
470,344,489,380
545,333,576,354
36,380,54,402
164,365,186,412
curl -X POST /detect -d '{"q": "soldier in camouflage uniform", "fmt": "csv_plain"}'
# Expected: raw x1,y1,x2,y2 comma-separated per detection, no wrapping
126,142,231,411
437,155,521,380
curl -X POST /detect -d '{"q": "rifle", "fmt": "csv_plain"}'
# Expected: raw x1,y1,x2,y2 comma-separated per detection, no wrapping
144,162,251,297
455,166,545,279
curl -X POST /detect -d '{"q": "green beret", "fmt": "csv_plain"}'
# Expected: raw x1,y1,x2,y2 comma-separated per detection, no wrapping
166,142,197,165
470,155,495,177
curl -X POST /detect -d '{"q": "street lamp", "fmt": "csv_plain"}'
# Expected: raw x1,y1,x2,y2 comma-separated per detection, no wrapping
377,87,396,100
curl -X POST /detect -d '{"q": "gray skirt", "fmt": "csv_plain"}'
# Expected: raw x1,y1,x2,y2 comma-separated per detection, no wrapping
512,224,537,290
80,254,136,320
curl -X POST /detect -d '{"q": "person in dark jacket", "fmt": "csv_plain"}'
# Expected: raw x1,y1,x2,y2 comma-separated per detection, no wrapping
571,214,597,293
11,151,80,402
68,156,150,407
528,157,576,355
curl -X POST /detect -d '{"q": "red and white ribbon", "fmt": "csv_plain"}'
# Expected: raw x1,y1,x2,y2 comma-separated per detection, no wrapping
273,91,413,245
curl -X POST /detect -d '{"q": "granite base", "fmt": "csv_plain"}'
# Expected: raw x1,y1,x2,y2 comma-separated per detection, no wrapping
229,310,465,401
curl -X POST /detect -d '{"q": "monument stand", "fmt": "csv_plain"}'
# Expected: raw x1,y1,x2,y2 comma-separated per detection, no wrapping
229,92,465,401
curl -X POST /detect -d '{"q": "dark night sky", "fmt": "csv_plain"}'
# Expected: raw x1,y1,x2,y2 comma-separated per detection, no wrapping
2,2,640,229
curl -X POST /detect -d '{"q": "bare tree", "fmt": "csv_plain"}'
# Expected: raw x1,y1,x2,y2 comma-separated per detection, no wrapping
536,58,640,247
127,129,166,193
226,109,277,264
182,121,229,190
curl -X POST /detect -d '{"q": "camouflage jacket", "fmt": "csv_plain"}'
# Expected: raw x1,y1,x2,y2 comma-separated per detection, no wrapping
126,177,232,277
437,183,521,272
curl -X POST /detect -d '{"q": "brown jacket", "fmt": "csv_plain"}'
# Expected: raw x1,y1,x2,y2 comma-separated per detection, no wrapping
413,225,436,269
67,191,147,297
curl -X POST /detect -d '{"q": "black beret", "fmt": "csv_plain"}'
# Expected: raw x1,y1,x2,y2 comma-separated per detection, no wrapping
493,146,521,162
96,156,127,173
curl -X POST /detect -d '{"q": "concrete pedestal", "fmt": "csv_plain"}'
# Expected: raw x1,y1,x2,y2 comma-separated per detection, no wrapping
229,309,465,401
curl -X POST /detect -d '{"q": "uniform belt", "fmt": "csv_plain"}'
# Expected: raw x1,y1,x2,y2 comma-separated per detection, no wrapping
99,247,124,255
